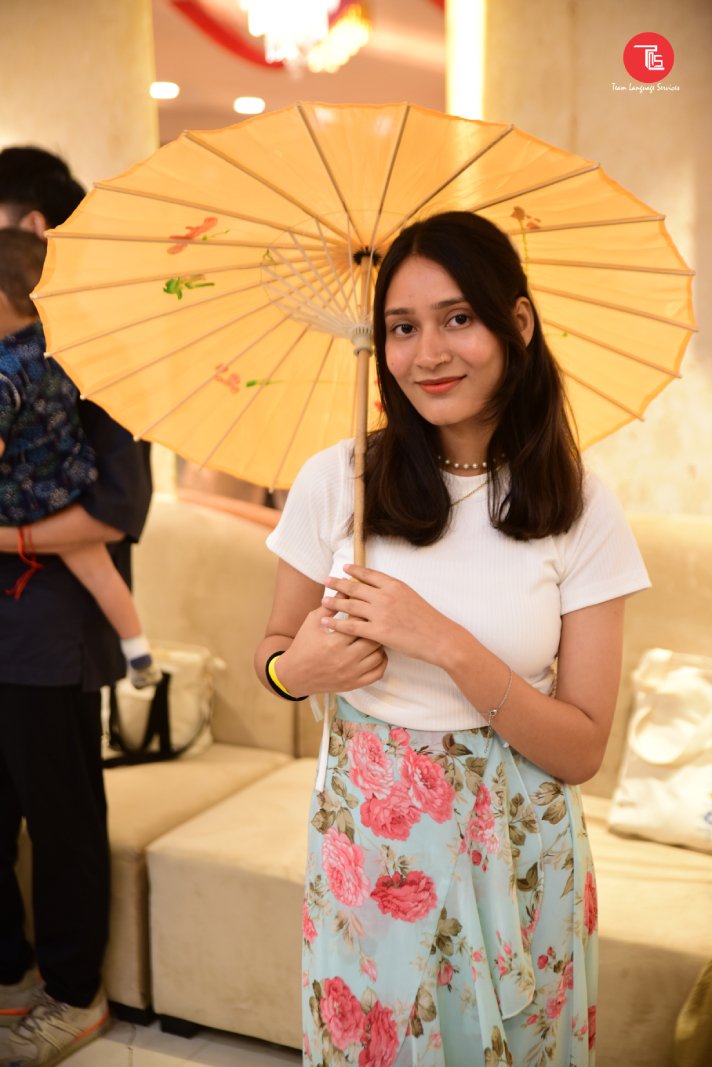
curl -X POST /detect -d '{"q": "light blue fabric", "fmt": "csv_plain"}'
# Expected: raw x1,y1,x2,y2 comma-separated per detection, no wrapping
302,699,597,1066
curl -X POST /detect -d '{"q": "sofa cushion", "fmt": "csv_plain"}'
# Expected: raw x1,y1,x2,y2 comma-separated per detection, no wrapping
103,742,292,1009
132,496,295,755
583,792,712,1066
147,758,317,1048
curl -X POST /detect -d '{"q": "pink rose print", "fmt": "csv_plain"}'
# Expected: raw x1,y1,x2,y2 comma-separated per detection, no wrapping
437,960,454,987
361,783,421,841
389,727,411,748
545,989,568,1020
359,1001,399,1067
349,731,394,799
583,871,598,936
430,1033,442,1049
360,955,378,981
588,1005,597,1050
537,954,549,970
322,827,371,907
465,783,500,854
401,748,455,823
370,870,437,922
321,977,366,1050
561,959,574,990
302,902,317,944
303,1032,311,1058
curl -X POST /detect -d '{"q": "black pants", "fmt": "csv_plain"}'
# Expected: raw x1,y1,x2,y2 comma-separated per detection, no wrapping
0,684,109,1007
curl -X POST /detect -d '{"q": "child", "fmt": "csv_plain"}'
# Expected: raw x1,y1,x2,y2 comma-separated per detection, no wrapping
0,228,160,688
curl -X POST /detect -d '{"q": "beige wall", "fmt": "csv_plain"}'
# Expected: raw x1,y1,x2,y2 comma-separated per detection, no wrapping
0,0,157,190
478,0,711,515
0,0,174,492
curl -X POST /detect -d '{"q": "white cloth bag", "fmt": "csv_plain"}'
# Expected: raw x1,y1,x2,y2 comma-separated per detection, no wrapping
608,648,712,853
102,640,225,765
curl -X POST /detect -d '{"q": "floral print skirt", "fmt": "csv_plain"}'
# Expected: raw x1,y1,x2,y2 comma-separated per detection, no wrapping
303,698,598,1067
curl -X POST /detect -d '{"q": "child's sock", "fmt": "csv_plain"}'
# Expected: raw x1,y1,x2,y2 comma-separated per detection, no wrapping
120,635,162,687
120,634,152,669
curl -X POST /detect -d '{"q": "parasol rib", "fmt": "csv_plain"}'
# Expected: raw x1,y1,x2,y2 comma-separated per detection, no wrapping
45,281,267,356
467,163,601,215
198,324,311,471
564,371,644,420
82,296,287,398
185,131,351,244
262,276,355,336
35,258,304,298
346,220,359,317
365,104,411,258
92,181,324,244
261,256,356,335
269,341,335,490
378,124,515,246
316,219,355,317
297,103,368,249
541,318,683,377
271,236,354,324
134,316,291,438
504,214,666,236
288,231,351,319
532,285,696,329
525,258,694,276
45,230,323,252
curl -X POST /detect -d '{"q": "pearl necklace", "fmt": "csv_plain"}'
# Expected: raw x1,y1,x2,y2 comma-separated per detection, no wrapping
438,454,488,472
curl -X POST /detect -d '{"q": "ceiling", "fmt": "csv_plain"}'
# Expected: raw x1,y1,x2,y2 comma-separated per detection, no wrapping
151,0,447,142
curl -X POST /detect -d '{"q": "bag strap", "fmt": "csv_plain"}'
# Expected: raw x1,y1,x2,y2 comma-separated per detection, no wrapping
103,674,178,768
103,671,212,768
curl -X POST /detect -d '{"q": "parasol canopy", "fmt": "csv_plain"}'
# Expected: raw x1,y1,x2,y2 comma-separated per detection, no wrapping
34,101,695,496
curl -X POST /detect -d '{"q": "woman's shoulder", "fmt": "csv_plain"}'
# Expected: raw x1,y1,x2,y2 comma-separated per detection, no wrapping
295,438,355,483
580,466,624,517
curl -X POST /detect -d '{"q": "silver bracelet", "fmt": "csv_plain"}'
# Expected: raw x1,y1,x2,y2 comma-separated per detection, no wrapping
487,666,513,733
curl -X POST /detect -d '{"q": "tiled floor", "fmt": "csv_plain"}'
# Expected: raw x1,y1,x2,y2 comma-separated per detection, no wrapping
68,1019,301,1066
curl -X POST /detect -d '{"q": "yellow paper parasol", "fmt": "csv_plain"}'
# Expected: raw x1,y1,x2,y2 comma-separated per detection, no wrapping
34,102,695,560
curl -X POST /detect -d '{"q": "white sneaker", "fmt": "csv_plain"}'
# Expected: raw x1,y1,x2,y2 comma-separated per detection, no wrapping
0,988,110,1066
0,972,41,1027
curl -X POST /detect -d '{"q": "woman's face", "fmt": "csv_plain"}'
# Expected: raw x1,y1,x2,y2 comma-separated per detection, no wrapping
383,255,507,441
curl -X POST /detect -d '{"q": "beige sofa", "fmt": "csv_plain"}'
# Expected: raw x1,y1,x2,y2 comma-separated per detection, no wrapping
19,496,712,1064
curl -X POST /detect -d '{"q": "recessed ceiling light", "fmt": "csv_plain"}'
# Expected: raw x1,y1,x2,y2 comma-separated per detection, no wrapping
150,81,180,100
233,96,266,115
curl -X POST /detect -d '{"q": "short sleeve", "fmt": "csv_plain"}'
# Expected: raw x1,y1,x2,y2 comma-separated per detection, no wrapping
266,440,352,583
76,400,153,542
557,472,651,614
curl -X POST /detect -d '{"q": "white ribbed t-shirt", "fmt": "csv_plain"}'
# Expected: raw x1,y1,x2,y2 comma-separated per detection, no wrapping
266,439,650,731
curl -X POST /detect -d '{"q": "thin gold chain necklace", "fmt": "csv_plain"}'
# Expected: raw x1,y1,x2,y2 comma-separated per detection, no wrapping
450,478,488,507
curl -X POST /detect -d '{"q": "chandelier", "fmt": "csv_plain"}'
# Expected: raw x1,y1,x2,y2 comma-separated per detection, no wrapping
239,1,370,70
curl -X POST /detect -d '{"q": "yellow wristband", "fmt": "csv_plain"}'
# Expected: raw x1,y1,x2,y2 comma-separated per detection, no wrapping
265,651,306,702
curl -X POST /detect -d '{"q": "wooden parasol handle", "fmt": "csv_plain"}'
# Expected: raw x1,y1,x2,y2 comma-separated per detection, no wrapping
352,344,370,566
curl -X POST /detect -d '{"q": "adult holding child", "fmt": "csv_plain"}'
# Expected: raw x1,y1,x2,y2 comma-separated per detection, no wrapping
255,211,650,1066
0,146,153,1067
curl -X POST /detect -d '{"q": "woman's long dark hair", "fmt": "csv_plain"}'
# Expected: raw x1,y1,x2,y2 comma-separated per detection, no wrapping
365,211,583,544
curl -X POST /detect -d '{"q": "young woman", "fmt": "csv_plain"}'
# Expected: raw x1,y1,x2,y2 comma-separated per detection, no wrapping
255,211,650,1066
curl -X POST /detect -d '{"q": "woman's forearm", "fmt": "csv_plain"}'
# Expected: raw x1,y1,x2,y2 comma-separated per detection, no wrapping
433,601,625,785
0,504,125,554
